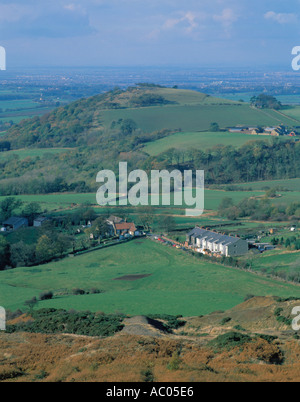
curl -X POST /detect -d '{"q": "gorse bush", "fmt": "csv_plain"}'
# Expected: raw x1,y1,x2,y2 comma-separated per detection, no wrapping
6,308,125,337
209,332,252,351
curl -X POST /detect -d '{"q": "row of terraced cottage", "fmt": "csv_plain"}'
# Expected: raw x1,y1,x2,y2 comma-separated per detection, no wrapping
186,227,249,257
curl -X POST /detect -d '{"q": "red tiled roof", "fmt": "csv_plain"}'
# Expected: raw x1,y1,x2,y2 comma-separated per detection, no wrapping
115,222,137,231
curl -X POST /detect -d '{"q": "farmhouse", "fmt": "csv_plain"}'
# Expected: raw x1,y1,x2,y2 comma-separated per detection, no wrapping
186,227,248,257
2,216,28,231
114,222,139,237
271,126,287,136
106,215,140,237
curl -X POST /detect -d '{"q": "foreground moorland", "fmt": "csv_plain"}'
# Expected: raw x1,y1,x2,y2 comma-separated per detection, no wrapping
1,296,300,382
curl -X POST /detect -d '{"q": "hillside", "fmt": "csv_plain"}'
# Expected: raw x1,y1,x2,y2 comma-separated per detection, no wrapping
1,296,300,382
1,239,299,315
0,85,299,196
3,85,298,149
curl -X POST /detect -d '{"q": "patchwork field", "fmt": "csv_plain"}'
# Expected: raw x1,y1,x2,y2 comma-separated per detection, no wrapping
142,131,291,156
1,187,298,214
247,250,300,275
0,239,299,316
236,178,300,192
100,103,297,133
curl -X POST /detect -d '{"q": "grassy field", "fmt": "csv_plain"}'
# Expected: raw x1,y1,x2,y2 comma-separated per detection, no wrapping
245,250,300,276
0,239,299,315
1,187,298,214
236,178,300,191
101,103,297,133
142,131,280,156
280,106,300,120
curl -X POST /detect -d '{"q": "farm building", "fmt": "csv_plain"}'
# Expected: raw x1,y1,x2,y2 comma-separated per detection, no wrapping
107,215,124,225
114,222,140,237
106,216,141,237
33,216,49,227
187,227,248,257
2,216,28,231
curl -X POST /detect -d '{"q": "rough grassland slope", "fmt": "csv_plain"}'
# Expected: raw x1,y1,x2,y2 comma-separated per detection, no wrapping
1,297,300,382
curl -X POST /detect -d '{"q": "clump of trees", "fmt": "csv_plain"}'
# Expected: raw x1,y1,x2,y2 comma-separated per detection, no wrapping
218,196,300,222
0,200,102,269
131,94,175,107
250,94,282,110
271,236,300,250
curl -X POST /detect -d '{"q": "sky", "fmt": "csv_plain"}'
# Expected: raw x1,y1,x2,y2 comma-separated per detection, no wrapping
1,0,300,68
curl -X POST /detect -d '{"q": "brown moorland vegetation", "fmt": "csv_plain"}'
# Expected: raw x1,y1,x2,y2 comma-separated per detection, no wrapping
1,296,300,382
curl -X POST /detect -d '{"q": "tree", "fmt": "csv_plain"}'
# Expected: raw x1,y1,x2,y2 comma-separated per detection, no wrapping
120,119,137,135
36,235,55,263
0,197,23,221
161,216,176,233
0,235,10,270
22,202,42,225
137,206,155,231
210,122,220,132
55,233,72,255
88,216,110,243
24,297,38,311
10,241,36,267
219,197,234,213
265,188,277,199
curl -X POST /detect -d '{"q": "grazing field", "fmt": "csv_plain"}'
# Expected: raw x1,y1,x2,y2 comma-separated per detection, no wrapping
142,131,276,156
0,189,265,213
100,103,297,133
245,250,300,276
0,239,299,315
279,106,300,120
236,178,300,192
0,187,298,214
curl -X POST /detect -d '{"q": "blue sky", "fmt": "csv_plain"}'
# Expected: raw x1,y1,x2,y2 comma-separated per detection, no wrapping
1,0,300,68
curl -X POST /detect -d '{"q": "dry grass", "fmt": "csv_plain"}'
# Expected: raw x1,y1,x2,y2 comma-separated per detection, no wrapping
0,331,300,382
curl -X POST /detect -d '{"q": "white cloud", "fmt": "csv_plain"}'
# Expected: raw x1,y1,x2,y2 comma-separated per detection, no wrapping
163,11,200,33
213,8,237,29
264,11,298,24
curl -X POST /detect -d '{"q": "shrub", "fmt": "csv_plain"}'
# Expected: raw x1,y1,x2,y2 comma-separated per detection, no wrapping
72,288,86,295
6,308,124,337
39,291,53,301
220,317,232,325
167,351,182,371
209,332,252,351
141,368,155,382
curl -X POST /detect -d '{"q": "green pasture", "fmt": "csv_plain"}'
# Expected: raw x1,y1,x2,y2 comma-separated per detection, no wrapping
0,239,299,315
245,250,300,276
101,103,297,133
0,188,297,214
142,131,274,156
236,178,300,192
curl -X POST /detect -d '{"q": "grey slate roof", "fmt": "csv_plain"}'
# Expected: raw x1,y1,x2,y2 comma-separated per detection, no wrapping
3,216,28,226
187,227,240,246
